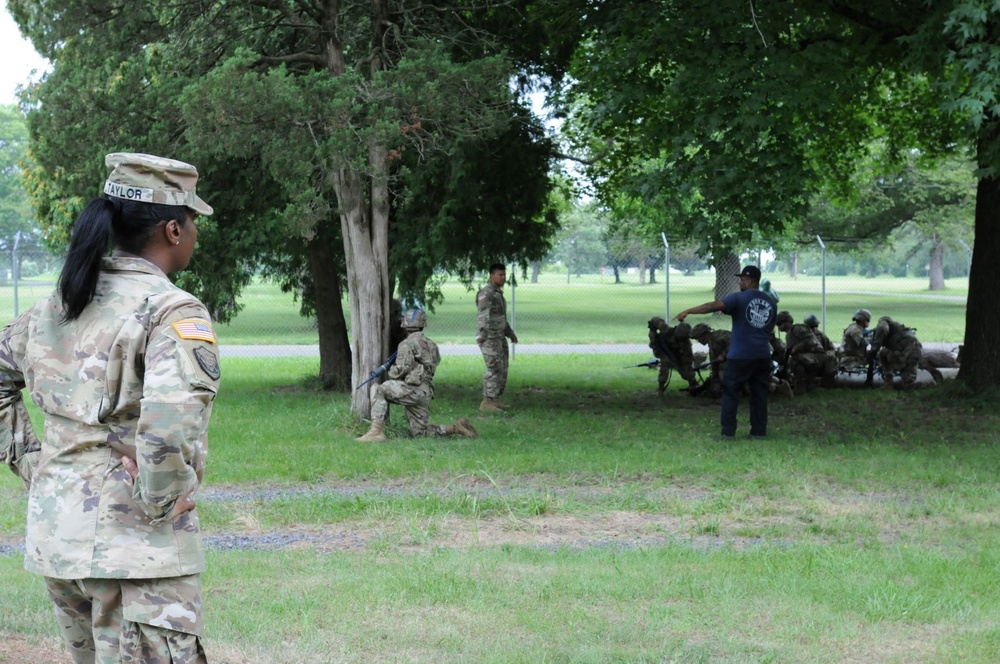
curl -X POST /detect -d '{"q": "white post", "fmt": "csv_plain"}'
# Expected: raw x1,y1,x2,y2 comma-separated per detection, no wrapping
509,263,516,361
12,232,21,318
816,235,826,331
661,232,670,319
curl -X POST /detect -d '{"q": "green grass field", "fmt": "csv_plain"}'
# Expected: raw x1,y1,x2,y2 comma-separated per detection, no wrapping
0,271,955,346
1,355,997,662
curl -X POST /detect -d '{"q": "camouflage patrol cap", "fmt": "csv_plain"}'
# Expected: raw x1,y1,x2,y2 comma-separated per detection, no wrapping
853,308,871,322
690,323,712,339
104,153,213,216
804,314,820,328
775,311,794,326
401,308,426,330
674,322,692,340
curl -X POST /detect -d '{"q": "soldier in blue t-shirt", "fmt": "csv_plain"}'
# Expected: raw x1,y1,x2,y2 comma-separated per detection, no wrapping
675,265,778,438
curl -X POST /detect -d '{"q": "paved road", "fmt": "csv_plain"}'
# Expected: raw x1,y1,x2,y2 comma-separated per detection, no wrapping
220,341,962,358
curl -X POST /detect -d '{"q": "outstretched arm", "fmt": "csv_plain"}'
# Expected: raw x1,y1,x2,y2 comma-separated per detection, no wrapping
674,300,725,322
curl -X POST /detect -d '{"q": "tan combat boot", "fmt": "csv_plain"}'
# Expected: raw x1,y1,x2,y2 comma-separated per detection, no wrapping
357,421,386,442
453,417,479,438
479,398,505,413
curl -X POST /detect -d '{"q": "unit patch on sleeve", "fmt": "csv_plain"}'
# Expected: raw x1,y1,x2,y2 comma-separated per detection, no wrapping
193,346,221,380
172,319,217,343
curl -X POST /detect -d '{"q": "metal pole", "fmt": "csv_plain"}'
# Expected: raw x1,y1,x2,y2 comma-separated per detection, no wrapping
12,232,21,318
661,232,670,319
816,235,826,331
509,263,516,362
957,238,972,278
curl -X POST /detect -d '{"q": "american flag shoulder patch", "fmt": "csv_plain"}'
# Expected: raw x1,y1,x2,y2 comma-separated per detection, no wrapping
172,319,217,343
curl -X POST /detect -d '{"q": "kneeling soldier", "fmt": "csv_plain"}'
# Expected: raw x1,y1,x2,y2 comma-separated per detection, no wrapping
871,316,923,390
358,309,478,442
648,317,699,394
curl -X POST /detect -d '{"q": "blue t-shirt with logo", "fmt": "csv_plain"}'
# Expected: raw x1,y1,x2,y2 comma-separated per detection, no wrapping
721,289,777,360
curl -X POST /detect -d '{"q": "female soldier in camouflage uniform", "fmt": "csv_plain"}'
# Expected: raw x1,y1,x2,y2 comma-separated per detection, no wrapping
0,153,219,663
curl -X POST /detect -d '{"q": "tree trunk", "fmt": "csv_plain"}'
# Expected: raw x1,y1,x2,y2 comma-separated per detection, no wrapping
638,256,646,285
789,251,799,279
335,166,390,419
713,249,740,302
309,218,352,390
928,232,945,291
865,257,878,278
648,265,656,284
959,147,1000,391
613,264,620,283
530,260,541,283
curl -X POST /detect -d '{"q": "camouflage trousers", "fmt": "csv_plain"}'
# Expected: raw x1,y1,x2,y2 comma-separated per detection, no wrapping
879,344,922,388
837,349,869,371
45,575,206,664
370,381,445,436
789,351,838,389
480,338,509,399
655,351,696,388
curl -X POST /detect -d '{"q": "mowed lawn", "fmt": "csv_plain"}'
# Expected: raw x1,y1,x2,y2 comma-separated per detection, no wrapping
1,354,997,663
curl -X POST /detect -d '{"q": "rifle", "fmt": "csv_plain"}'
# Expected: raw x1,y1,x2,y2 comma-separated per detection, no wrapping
693,358,720,372
355,352,398,392
625,358,660,369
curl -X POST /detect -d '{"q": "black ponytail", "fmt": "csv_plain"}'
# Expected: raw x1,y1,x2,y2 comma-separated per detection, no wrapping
58,196,191,321
58,199,115,321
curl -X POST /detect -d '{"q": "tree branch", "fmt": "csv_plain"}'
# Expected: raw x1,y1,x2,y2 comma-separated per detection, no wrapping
256,52,328,67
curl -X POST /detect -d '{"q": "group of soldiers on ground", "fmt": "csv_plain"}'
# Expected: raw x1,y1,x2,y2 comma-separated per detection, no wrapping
647,307,961,399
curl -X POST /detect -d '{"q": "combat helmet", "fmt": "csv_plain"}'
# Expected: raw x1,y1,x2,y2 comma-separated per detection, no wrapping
853,308,872,323
690,323,712,340
647,316,667,332
401,308,427,330
674,322,692,340
775,311,794,326
803,314,820,328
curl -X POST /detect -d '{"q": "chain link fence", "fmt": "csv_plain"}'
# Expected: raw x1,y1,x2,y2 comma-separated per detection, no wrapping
1,246,966,360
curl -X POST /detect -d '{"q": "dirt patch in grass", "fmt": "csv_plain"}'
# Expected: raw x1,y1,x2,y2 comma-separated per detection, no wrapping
0,635,69,664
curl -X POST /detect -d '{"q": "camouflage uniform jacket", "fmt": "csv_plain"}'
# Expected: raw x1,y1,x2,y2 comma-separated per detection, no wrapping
0,256,220,579
871,317,921,356
785,324,824,358
705,330,731,380
768,331,786,363
388,330,440,396
476,283,514,343
814,330,836,353
840,322,869,361
648,323,695,381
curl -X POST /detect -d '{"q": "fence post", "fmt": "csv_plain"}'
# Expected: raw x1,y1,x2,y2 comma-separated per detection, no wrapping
661,232,670,319
12,231,21,318
510,263,515,361
816,235,826,331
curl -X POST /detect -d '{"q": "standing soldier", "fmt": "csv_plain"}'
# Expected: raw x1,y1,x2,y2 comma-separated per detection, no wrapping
0,152,219,661
647,317,699,394
358,309,478,441
870,316,923,390
476,263,518,412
